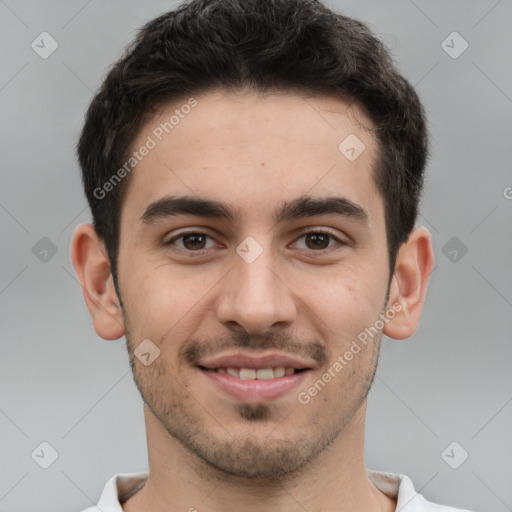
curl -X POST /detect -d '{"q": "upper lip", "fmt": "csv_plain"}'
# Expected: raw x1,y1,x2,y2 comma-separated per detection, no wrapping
197,351,315,370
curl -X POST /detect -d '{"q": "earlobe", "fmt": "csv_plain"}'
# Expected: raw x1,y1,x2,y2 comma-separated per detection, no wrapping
383,227,435,340
70,223,125,340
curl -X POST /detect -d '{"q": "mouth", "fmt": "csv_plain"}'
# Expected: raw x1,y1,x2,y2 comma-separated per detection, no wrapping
199,366,307,379
197,354,313,404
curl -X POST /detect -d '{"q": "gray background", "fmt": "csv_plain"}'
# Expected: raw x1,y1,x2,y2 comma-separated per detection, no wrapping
1,1,511,511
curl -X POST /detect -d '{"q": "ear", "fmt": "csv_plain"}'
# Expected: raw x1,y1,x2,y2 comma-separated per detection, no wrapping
70,223,125,340
383,227,434,340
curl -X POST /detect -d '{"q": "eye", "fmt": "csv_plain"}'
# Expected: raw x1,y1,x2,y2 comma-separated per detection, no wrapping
164,229,346,254
292,230,345,251
165,231,218,252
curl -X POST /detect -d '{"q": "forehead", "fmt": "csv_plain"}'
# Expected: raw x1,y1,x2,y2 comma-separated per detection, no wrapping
122,89,382,225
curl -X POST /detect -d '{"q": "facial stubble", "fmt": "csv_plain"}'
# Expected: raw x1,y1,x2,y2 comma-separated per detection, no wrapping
122,310,383,482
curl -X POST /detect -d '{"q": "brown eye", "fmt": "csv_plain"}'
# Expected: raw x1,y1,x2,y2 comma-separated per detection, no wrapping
182,233,207,250
304,233,331,250
166,232,217,252
293,231,344,251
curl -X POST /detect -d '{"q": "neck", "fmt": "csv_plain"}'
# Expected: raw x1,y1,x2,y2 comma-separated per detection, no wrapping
123,402,395,512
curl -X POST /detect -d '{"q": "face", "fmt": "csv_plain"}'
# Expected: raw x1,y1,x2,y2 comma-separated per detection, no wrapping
116,90,391,479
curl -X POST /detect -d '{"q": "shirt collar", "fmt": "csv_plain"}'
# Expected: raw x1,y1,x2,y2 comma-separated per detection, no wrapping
92,468,467,512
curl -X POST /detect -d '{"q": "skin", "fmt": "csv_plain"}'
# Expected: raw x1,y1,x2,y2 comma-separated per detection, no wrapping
72,89,434,512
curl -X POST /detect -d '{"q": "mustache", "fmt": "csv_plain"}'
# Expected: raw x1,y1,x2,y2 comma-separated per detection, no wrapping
181,332,328,367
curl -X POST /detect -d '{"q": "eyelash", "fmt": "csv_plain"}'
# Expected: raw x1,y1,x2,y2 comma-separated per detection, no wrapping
164,229,346,254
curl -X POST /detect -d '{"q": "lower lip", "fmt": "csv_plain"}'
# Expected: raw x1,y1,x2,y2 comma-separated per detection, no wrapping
199,368,311,403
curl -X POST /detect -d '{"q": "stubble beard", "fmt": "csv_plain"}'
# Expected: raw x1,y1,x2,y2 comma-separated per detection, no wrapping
124,331,381,482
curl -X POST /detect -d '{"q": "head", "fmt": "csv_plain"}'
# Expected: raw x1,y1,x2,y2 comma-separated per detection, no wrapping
72,0,433,480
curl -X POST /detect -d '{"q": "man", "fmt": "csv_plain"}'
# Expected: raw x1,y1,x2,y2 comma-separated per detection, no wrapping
71,0,472,510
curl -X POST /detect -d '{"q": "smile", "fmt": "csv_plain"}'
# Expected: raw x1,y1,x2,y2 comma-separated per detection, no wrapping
198,365,311,403
201,366,301,379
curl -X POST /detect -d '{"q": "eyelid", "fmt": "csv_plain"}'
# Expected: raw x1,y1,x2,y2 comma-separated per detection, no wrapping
165,228,212,241
294,226,344,238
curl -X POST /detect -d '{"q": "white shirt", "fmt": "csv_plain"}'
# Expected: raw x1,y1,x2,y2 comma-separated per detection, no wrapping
80,469,474,511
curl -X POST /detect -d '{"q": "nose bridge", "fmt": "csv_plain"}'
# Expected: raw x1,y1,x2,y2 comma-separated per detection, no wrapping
216,240,296,333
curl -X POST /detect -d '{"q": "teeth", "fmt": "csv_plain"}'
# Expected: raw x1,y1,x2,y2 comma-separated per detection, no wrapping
226,367,239,378
218,366,296,379
239,368,256,380
256,368,274,380
273,367,286,378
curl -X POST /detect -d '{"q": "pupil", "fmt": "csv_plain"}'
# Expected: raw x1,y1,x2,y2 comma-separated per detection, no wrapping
307,233,329,250
184,234,206,250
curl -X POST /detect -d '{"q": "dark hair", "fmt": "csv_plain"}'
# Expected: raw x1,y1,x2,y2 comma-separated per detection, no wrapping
77,0,428,285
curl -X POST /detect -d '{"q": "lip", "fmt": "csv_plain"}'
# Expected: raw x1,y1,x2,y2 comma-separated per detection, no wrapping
199,366,312,403
197,350,316,370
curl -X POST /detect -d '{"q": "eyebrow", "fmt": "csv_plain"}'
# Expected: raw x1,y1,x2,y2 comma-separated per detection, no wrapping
139,194,368,226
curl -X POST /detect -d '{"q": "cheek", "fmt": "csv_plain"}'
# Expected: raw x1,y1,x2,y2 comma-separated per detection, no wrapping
120,260,186,338
121,259,221,347
298,265,386,349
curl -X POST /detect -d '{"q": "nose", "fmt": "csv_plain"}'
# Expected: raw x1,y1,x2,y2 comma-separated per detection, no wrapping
215,248,297,334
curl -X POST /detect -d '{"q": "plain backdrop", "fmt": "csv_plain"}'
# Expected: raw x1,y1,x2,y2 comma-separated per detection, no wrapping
1,1,511,511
